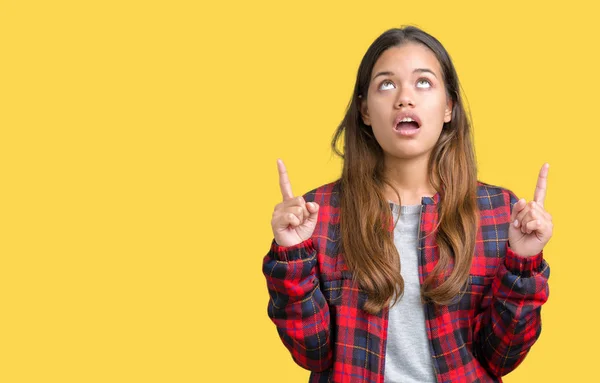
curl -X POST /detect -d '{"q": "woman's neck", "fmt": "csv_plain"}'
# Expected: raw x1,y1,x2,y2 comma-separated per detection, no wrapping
383,155,437,206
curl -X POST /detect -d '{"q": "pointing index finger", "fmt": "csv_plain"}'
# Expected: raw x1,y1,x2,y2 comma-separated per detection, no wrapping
534,163,549,207
277,159,294,201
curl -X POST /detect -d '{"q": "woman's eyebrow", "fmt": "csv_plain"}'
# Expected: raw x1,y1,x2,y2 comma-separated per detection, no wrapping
372,68,438,81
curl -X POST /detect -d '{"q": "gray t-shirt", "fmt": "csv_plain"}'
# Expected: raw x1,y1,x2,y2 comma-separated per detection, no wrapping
383,203,436,383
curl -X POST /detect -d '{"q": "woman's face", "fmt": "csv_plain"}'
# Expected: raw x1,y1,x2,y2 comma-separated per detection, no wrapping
360,42,453,161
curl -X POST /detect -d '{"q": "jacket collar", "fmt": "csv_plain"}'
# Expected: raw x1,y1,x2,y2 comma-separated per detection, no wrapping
387,191,441,208
422,191,441,205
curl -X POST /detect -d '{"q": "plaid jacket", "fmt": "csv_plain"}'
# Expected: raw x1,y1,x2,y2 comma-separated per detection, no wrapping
262,180,550,383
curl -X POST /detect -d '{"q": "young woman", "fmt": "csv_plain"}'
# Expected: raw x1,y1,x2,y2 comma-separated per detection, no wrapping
262,26,552,383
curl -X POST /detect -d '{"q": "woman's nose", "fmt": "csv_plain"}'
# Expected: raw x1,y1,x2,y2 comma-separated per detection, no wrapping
396,88,415,107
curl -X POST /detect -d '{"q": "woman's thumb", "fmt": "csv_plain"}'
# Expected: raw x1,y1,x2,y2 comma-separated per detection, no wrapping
306,202,319,222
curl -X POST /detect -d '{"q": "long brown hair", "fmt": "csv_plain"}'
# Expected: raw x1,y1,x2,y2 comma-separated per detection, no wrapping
331,26,479,314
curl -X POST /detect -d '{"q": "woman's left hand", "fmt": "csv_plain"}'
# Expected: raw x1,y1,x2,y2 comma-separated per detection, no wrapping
508,163,554,257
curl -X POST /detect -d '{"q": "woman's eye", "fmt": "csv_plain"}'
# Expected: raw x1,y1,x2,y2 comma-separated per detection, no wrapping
379,79,431,90
379,80,395,90
416,78,431,88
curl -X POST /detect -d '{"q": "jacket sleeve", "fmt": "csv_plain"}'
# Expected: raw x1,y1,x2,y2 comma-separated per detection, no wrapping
262,237,333,371
472,190,551,377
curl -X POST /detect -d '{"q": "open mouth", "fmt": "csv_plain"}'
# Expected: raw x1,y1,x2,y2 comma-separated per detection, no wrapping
393,120,420,136
393,114,422,136
394,121,420,130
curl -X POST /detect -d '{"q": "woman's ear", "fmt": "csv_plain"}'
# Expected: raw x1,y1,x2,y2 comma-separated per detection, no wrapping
443,99,453,123
360,97,371,126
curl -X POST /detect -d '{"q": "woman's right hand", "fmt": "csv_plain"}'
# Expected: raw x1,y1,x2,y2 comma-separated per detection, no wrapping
271,159,319,247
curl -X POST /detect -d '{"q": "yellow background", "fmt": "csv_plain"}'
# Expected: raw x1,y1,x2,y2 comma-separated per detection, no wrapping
1,0,597,381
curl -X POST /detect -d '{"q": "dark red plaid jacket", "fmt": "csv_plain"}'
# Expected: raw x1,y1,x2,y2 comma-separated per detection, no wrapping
262,180,550,383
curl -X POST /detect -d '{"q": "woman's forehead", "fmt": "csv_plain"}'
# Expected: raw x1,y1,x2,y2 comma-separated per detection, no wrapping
372,43,442,77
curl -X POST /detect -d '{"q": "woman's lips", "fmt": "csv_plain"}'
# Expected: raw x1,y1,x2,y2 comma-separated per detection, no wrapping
393,122,420,137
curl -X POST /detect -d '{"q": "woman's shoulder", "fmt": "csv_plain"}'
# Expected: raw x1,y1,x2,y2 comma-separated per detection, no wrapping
476,180,519,211
299,179,520,210
301,178,342,207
